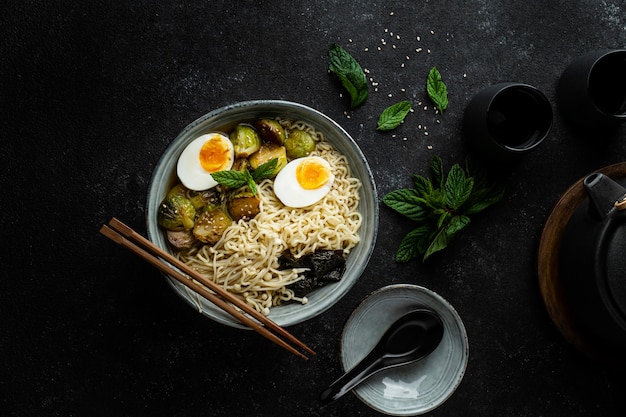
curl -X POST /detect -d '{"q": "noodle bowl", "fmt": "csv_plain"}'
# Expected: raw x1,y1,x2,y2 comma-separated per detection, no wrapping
146,101,378,328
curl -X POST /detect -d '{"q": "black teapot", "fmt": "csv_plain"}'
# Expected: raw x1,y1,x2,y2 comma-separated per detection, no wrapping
559,172,626,352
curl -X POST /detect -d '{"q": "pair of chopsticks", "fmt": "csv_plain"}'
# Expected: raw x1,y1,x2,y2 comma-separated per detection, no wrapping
99,217,315,360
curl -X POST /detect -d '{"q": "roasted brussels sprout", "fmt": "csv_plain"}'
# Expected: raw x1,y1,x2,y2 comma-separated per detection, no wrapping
166,184,188,198
254,119,286,145
192,205,233,244
231,157,251,173
158,194,196,231
227,189,261,221
187,188,220,210
284,129,316,159
229,124,261,157
166,229,197,251
248,144,287,177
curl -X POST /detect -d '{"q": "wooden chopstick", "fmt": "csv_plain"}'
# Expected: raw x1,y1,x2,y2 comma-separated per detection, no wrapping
100,217,315,360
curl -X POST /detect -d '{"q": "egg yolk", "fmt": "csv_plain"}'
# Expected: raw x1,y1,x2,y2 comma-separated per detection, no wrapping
199,137,231,172
296,159,331,190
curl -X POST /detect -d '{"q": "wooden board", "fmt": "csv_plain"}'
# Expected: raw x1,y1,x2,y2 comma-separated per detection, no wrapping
537,162,626,367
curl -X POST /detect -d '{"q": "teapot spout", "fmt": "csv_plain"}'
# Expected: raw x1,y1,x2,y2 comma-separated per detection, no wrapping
583,173,626,220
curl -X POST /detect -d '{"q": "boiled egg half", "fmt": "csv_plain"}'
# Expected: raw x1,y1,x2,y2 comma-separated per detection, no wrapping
273,156,334,208
177,133,234,191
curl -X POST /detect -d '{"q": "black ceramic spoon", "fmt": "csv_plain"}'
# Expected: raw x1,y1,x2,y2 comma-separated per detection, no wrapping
320,309,444,404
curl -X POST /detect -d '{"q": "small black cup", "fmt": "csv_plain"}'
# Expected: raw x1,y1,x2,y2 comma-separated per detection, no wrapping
464,82,553,161
558,49,626,129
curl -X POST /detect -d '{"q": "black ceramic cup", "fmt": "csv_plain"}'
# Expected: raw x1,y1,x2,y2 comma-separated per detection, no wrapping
557,49,626,129
463,82,553,161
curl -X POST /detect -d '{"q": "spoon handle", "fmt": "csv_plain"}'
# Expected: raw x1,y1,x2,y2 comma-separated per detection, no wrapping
320,353,384,404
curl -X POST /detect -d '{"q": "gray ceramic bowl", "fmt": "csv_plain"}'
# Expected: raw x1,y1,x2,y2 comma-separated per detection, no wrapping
341,284,468,415
146,100,378,328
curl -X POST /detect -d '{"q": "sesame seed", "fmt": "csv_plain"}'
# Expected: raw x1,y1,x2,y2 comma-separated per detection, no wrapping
390,11,394,15
406,55,410,60
401,63,405,68
377,46,381,51
430,30,435,35
388,93,393,97
417,36,421,41
396,35,400,40
424,131,429,136
427,49,431,53
401,88,406,92
392,44,397,49
427,145,433,149
364,47,369,51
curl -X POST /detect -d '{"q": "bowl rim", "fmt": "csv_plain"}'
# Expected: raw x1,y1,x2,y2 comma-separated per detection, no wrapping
145,100,379,328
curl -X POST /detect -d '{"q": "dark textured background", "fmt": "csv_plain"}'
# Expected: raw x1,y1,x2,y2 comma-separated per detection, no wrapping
2,1,626,416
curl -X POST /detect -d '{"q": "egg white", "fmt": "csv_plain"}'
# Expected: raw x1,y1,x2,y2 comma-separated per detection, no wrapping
176,133,234,191
273,156,335,208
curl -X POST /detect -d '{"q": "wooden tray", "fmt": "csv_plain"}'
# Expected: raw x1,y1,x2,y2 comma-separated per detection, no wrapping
537,162,626,367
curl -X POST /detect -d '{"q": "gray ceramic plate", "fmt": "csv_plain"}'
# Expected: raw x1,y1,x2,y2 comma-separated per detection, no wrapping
146,100,378,328
340,284,469,415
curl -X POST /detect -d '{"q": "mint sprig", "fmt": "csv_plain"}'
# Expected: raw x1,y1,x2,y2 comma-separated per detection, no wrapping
211,158,278,196
377,100,412,131
383,156,504,262
426,67,448,113
328,44,369,108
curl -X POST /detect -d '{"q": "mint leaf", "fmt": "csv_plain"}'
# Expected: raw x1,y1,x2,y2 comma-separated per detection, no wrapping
444,164,474,210
430,155,444,188
251,158,278,181
464,186,505,214
382,189,429,222
377,100,412,131
328,44,369,108
395,225,431,262
384,155,504,263
426,67,448,113
423,226,449,260
412,174,433,197
423,215,470,261
211,169,258,195
211,170,249,189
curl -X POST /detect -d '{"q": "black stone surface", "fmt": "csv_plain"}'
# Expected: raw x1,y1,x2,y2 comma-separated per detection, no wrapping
2,1,625,416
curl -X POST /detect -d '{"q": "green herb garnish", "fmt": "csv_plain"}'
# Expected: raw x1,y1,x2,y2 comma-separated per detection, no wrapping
328,43,369,108
377,100,412,131
211,158,278,196
426,67,448,113
383,156,504,262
